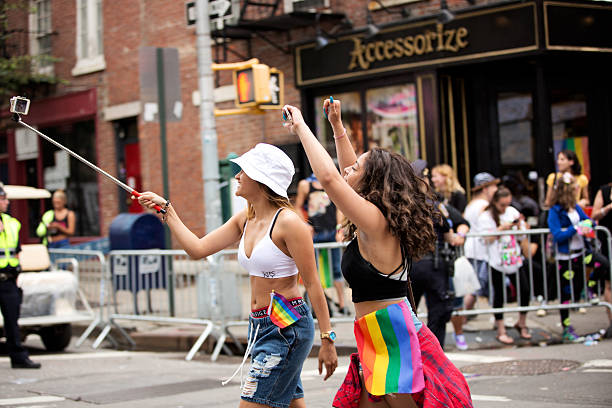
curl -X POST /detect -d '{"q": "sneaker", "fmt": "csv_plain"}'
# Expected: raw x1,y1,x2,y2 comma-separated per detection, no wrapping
578,307,587,314
562,326,585,343
454,334,468,351
536,308,547,317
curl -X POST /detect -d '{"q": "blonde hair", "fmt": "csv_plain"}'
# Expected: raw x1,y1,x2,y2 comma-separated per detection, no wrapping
431,164,465,200
246,183,294,220
52,189,67,204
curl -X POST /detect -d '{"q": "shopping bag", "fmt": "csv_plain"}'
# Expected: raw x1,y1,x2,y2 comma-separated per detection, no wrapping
453,256,481,297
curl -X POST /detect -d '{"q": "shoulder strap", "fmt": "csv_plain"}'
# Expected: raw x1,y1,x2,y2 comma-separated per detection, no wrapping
268,208,284,237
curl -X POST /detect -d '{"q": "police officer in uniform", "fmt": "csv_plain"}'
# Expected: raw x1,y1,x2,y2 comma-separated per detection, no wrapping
0,184,41,369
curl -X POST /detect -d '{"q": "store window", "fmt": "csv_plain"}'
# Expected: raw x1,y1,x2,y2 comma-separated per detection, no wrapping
366,84,419,161
41,120,100,236
72,0,105,76
497,92,534,167
551,92,589,179
314,91,364,158
312,83,420,162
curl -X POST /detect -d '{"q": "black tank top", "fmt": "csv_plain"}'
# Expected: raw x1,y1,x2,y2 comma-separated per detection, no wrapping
341,238,411,303
599,184,612,234
305,182,337,233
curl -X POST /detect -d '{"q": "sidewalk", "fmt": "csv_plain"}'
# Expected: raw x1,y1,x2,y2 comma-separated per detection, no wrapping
72,300,612,356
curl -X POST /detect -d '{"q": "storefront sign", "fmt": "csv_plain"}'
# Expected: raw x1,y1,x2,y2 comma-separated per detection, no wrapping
545,1,612,51
295,2,538,86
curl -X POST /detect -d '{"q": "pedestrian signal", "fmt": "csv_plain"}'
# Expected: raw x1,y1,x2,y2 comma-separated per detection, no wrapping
259,69,283,110
233,63,271,107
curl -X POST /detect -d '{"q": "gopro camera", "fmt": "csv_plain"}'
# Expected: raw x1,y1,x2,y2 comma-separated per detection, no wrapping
10,96,30,115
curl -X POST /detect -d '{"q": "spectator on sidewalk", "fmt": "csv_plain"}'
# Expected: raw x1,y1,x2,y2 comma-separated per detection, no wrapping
591,182,612,338
544,150,590,209
548,172,611,342
479,186,532,345
295,174,348,315
36,189,75,248
463,172,499,314
432,164,467,213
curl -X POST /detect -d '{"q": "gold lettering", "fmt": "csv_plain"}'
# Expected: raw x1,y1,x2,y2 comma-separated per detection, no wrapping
426,31,436,53
393,38,404,58
414,34,426,55
348,38,369,70
456,27,468,48
375,41,385,61
384,40,394,59
366,42,376,63
436,23,444,51
403,36,414,56
444,29,458,52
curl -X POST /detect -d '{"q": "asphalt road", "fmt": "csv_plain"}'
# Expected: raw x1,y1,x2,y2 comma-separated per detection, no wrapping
1,336,611,407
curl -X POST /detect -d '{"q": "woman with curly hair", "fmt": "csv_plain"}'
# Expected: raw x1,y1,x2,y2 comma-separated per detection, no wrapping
284,101,473,408
544,150,590,208
431,164,467,213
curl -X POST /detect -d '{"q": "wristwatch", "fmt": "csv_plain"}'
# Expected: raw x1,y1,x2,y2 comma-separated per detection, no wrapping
321,331,337,342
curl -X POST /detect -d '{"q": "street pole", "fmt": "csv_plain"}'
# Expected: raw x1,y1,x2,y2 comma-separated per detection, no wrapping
196,0,223,232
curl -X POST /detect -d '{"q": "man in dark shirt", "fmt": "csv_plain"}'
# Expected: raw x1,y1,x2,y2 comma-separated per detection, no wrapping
0,184,41,369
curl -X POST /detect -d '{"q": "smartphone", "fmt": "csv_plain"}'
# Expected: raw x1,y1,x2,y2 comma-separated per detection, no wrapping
282,107,292,123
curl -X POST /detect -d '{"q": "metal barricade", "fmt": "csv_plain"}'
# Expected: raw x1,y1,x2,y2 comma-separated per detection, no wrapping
47,248,107,348
456,226,612,319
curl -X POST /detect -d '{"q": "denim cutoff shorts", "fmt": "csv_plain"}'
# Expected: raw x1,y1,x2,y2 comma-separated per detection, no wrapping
241,303,314,408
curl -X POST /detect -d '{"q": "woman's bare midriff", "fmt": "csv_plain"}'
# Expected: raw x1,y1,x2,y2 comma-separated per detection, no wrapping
354,298,406,319
250,275,302,310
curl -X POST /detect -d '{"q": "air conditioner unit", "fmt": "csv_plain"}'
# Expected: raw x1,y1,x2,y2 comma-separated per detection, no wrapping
284,0,330,13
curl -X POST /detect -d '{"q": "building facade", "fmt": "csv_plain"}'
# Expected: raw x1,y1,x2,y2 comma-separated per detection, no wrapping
2,0,611,244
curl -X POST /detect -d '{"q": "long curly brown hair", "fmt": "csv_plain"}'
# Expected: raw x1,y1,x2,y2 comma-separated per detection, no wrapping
343,148,438,260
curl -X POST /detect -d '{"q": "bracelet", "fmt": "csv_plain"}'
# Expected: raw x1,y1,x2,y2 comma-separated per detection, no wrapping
162,200,171,222
333,128,347,140
456,231,466,238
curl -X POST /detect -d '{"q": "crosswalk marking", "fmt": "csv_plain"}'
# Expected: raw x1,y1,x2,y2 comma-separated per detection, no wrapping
471,395,512,402
0,351,180,362
583,369,612,374
445,352,513,363
0,396,65,406
582,359,612,368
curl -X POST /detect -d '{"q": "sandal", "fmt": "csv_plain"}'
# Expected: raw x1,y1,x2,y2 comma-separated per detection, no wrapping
496,333,514,345
513,323,532,340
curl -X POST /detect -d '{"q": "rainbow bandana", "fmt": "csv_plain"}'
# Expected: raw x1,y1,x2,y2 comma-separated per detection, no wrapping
267,291,302,328
354,300,424,396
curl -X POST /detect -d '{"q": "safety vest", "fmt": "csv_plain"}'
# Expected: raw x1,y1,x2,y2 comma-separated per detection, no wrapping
0,213,20,268
36,209,54,246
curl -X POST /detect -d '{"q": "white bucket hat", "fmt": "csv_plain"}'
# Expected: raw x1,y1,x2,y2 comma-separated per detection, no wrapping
230,143,295,198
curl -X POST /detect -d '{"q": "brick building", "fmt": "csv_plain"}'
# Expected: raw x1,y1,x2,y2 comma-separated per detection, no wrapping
2,0,612,245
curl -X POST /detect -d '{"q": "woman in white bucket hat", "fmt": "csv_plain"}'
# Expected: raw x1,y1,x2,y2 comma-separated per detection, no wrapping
137,143,337,408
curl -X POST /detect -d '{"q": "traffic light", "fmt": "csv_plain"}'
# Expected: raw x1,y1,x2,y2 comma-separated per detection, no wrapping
233,63,271,107
258,68,284,110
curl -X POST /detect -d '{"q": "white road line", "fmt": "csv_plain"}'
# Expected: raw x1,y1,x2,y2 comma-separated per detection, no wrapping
582,359,612,368
445,353,513,363
583,369,612,374
0,396,65,406
471,395,512,402
301,366,349,378
0,351,176,362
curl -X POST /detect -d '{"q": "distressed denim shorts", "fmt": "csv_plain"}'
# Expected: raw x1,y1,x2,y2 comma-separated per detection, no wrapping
241,303,314,408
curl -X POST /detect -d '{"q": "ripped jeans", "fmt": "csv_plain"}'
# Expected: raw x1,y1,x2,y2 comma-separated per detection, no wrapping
241,303,314,408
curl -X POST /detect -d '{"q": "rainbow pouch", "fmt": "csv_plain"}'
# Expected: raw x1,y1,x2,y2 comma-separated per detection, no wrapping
354,300,425,396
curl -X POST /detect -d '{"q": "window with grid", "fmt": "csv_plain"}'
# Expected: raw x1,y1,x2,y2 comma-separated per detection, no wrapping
72,0,105,76
29,0,53,74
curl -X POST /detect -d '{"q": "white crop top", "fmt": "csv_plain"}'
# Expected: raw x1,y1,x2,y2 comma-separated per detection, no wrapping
238,208,299,278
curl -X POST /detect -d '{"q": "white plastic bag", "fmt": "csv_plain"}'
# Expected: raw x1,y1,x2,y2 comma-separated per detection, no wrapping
453,256,481,297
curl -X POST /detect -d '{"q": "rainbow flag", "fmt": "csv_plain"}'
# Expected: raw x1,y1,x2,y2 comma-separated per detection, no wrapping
354,300,424,396
267,291,302,329
317,249,333,289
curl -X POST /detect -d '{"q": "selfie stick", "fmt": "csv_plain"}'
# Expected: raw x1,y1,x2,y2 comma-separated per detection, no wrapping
11,113,166,214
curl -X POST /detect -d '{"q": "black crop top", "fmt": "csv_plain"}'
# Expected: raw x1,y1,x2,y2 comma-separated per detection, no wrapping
341,238,411,303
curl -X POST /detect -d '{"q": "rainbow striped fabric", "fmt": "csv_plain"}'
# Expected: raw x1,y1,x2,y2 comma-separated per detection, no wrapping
354,300,424,396
267,291,302,329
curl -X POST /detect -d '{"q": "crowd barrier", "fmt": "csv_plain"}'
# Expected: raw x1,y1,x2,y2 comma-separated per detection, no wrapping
51,226,611,361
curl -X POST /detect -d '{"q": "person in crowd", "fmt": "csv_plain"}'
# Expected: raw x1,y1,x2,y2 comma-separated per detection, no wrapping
411,160,471,351
478,186,531,345
36,189,76,248
503,173,540,221
544,150,589,209
285,101,472,407
548,173,611,342
431,164,467,213
295,173,348,315
137,143,337,408
591,181,612,338
0,184,41,369
463,172,499,315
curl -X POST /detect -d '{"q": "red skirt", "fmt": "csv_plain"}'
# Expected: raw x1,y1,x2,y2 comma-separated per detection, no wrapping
333,325,473,408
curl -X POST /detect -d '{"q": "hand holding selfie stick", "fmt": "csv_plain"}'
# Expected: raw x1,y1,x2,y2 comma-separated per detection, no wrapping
9,97,166,214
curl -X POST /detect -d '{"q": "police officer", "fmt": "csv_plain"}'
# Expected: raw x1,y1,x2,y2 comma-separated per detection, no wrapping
0,184,41,369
